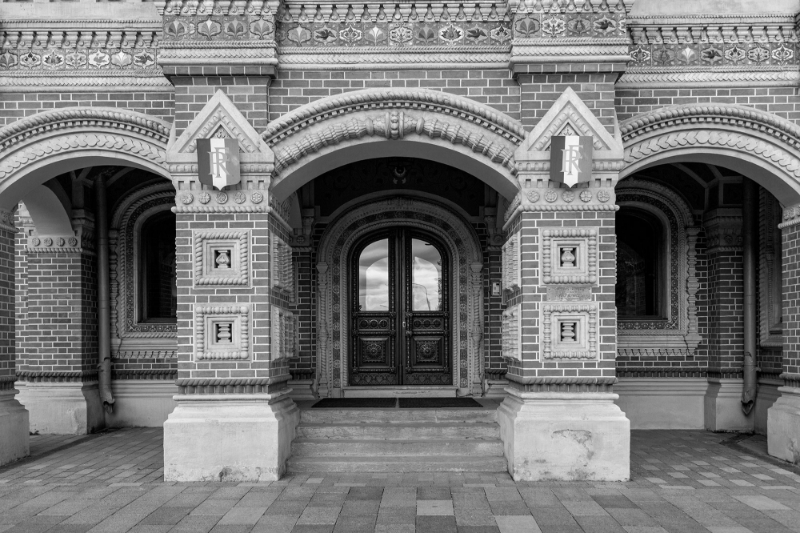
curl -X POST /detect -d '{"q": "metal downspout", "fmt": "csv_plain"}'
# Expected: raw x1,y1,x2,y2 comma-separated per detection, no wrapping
96,178,114,414
741,179,757,416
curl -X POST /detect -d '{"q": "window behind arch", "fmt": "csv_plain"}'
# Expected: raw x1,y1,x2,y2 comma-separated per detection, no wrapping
616,207,665,319
139,211,177,322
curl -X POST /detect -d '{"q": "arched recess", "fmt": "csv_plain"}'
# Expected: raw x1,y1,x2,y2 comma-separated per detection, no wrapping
20,185,73,237
262,88,524,202
316,196,484,397
0,107,172,211
620,104,800,206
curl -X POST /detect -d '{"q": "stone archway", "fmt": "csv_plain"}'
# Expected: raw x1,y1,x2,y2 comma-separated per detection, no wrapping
620,104,800,205
0,107,172,209
316,196,484,398
262,88,524,202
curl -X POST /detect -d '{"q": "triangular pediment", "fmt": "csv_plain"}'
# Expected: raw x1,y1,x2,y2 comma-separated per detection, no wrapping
167,90,272,161
516,87,623,162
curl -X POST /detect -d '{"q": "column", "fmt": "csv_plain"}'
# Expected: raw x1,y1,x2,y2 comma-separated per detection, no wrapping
15,213,103,435
0,208,28,465
702,209,752,431
768,204,800,462
163,90,298,482
496,88,629,481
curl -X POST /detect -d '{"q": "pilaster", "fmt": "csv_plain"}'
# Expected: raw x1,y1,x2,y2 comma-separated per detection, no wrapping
0,208,29,466
15,213,103,435
769,204,800,462
702,208,751,431
163,89,298,482
497,87,629,481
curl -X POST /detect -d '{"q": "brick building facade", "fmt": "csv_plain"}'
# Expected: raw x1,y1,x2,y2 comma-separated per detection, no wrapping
2,0,800,481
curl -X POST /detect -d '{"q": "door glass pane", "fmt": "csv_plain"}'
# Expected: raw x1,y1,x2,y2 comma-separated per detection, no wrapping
358,239,390,311
411,239,442,311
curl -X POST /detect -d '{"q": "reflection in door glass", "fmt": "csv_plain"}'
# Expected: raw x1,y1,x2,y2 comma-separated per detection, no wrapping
411,239,442,311
358,239,390,311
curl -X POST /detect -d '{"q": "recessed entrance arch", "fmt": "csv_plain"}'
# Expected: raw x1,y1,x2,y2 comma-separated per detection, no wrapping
620,104,800,205
316,196,483,398
261,88,524,202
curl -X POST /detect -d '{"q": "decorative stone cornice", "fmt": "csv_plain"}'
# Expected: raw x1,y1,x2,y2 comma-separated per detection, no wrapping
621,103,800,184
703,211,743,253
276,48,510,69
505,375,617,393
16,370,99,383
617,68,800,88
780,204,800,228
616,366,707,378
175,377,289,395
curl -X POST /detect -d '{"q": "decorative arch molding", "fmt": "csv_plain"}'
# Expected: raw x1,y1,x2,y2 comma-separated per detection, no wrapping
316,196,484,397
110,183,177,352
262,88,524,201
620,104,800,204
0,107,172,208
615,179,702,357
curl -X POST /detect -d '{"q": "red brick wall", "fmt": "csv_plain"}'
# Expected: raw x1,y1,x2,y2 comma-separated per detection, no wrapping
705,249,744,376
782,221,800,375
0,223,15,389
171,76,270,135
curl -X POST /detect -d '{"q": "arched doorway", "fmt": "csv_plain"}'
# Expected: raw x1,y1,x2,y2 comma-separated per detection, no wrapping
350,228,451,386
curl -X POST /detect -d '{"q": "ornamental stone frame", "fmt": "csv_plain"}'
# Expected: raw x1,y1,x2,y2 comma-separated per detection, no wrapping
315,196,483,397
615,179,701,355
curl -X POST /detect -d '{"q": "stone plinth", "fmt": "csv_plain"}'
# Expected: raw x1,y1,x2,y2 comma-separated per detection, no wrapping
0,390,29,465
164,392,299,482
498,390,630,481
18,381,103,435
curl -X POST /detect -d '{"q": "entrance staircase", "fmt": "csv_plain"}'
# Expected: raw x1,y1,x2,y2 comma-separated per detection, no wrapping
287,406,507,473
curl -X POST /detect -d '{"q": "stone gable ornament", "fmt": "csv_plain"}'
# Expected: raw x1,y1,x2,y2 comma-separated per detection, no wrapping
197,137,241,190
550,136,593,187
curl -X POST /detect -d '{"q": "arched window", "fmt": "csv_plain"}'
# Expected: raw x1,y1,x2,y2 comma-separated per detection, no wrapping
616,207,665,319
139,211,177,322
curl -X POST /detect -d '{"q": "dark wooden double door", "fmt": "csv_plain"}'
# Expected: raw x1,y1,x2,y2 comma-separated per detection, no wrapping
350,228,452,386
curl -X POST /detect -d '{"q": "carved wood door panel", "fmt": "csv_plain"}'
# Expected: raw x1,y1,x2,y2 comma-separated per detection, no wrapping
350,229,451,386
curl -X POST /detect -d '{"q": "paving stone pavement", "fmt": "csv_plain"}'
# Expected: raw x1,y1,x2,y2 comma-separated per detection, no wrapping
2,429,800,532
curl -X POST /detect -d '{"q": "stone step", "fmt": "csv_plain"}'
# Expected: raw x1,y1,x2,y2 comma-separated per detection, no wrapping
299,408,496,425
295,422,500,440
291,438,504,457
286,455,508,473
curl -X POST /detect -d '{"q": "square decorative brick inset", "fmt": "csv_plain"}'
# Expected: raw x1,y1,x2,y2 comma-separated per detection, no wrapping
541,303,598,361
502,232,520,291
271,305,297,362
193,231,250,287
195,305,250,361
501,304,521,362
541,229,597,285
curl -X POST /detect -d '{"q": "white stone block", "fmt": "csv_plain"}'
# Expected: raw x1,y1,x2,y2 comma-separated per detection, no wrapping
17,382,104,435
163,392,299,482
0,391,29,466
106,380,178,428
704,378,753,432
497,389,630,481
768,387,800,463
615,378,706,429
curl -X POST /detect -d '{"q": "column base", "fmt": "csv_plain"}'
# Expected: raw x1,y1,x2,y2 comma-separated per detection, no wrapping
497,390,630,481
768,386,800,463
17,382,104,435
0,390,29,466
164,391,300,482
704,378,753,432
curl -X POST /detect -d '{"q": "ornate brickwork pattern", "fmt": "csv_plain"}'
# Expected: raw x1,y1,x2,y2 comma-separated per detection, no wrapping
501,232,520,291
540,229,597,285
194,305,251,361
501,304,521,362
271,306,297,362
541,303,598,361
271,232,294,299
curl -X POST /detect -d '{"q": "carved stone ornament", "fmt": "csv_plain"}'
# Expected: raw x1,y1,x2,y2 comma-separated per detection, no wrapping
541,302,599,361
271,306,298,362
502,232,521,291
195,305,251,361
316,196,483,395
540,229,597,285
193,231,250,287
501,304,521,362
0,108,170,186
271,232,295,300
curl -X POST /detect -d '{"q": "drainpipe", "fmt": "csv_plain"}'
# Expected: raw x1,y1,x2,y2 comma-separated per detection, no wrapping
96,177,114,414
741,178,757,416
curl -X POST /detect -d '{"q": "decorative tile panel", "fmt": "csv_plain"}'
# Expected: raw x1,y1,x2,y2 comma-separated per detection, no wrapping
195,305,250,361
271,306,297,362
502,232,520,291
501,304,521,362
541,229,597,285
271,232,294,300
541,303,598,361
193,231,250,287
